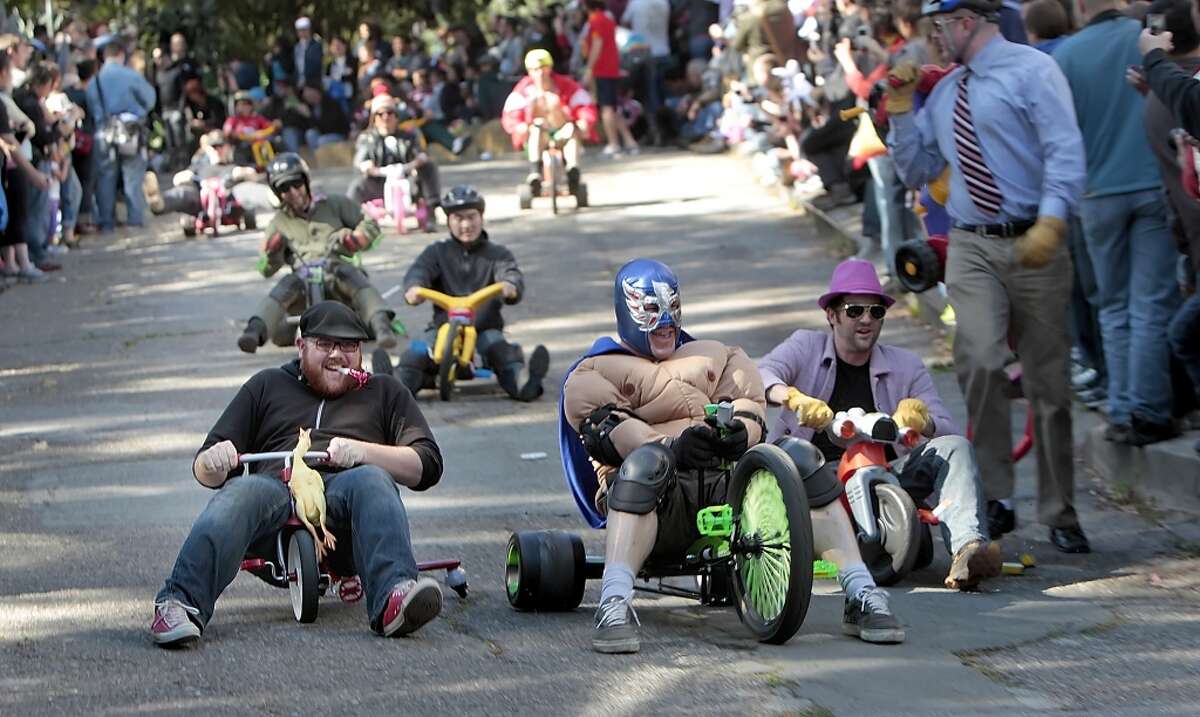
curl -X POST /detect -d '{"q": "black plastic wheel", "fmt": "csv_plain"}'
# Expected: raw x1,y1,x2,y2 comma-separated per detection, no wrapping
727,444,814,644
181,217,197,238
860,482,922,586
371,347,393,377
914,523,935,570
518,184,533,210
894,240,942,294
505,530,586,612
437,332,457,402
287,530,320,623
575,182,588,208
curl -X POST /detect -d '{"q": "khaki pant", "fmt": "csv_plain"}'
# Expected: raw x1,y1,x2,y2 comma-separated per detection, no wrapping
946,229,1077,529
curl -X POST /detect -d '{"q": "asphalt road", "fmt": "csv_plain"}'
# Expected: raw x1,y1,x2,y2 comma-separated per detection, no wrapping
2,150,1199,716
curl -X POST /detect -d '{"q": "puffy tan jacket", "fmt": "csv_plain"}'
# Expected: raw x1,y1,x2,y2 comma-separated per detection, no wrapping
563,339,766,497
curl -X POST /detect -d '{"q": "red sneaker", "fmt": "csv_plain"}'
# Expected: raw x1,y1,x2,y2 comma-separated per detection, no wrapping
151,599,201,648
379,577,442,637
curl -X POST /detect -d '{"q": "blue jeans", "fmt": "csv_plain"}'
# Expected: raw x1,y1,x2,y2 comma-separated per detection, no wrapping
891,435,990,554
156,466,419,631
23,163,50,263
1080,189,1181,424
282,126,304,153
1067,215,1105,377
60,164,82,231
305,130,347,149
1168,282,1200,403
867,154,913,271
94,141,148,229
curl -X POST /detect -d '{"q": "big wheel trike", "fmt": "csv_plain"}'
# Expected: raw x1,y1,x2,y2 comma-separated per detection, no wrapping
517,121,588,214
506,403,815,645
398,282,508,402
827,407,930,586
235,450,468,624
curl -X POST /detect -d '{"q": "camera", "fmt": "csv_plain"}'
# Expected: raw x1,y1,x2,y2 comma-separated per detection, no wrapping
1147,13,1166,35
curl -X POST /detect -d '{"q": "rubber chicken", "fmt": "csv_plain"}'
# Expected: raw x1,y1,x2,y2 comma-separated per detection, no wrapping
290,428,336,558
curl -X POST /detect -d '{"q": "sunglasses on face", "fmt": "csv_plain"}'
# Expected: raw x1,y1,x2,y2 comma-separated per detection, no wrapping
841,304,887,320
278,179,305,193
308,337,362,353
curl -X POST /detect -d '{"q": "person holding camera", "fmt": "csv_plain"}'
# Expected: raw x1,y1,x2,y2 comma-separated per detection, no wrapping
86,41,155,233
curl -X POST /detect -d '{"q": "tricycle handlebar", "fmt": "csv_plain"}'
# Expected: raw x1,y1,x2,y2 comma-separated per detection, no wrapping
826,408,921,450
410,282,506,311
239,451,330,464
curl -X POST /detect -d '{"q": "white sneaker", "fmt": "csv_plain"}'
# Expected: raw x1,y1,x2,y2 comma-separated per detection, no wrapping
602,145,622,158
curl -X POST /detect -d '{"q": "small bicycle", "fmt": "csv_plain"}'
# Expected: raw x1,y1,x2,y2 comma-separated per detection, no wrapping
236,450,468,624
518,121,588,214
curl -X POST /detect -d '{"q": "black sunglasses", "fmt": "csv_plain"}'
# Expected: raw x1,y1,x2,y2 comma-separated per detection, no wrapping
277,179,305,193
841,304,887,320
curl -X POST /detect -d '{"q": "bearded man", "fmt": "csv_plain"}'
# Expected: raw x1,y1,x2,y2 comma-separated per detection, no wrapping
150,301,445,648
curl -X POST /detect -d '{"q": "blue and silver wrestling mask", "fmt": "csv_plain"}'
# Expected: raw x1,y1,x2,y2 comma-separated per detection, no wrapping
614,259,683,357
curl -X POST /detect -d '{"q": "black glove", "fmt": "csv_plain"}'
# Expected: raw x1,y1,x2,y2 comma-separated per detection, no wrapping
712,418,749,461
672,424,721,470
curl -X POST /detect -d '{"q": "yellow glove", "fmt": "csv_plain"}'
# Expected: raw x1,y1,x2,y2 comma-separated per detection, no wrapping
892,398,930,435
784,387,833,429
884,63,920,115
1013,216,1067,269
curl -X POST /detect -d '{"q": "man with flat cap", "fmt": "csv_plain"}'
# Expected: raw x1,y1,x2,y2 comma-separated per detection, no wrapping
150,301,445,648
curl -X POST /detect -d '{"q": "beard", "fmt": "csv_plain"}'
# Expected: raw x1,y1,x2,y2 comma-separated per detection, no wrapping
300,351,358,398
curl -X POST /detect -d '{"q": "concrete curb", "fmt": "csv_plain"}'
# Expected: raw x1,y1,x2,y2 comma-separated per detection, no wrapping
792,192,1200,514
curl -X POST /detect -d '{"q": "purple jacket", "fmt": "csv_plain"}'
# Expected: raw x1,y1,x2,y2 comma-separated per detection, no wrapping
757,329,958,443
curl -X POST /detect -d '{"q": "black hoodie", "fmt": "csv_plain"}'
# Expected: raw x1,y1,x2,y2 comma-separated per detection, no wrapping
195,359,442,490
402,230,525,333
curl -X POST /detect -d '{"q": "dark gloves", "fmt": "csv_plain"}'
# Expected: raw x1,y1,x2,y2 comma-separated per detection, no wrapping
713,418,749,461
671,424,721,470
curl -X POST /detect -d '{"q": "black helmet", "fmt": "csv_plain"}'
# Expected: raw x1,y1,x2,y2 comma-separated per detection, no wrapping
921,0,1001,15
267,152,311,197
441,184,485,214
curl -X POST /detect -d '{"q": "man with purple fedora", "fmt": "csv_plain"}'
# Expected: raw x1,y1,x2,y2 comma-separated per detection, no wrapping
758,259,1002,591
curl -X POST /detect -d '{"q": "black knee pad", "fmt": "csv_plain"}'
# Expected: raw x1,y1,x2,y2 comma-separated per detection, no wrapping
774,437,841,507
608,443,676,515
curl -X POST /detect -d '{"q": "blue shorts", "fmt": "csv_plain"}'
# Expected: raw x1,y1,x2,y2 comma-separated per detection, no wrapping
594,77,619,108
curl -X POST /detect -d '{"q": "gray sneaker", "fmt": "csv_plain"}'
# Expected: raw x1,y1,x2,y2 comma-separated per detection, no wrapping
17,266,48,283
592,595,640,654
842,587,906,644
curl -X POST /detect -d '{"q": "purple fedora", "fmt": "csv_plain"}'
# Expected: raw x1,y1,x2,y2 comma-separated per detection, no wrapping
817,259,896,309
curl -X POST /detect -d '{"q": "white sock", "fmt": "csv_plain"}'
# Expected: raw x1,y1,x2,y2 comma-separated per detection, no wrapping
838,561,874,600
599,564,635,604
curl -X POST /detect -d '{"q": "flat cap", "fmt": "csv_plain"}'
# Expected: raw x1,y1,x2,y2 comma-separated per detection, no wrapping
299,301,371,341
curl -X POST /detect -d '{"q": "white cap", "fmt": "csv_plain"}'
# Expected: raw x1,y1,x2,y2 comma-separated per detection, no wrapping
294,17,312,30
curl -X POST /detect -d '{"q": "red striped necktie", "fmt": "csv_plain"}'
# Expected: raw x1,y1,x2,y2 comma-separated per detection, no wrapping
953,73,1003,218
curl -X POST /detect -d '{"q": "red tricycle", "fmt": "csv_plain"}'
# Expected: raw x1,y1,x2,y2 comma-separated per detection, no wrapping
236,450,468,624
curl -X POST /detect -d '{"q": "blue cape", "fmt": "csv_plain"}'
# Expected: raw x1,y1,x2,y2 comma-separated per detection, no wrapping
557,333,693,529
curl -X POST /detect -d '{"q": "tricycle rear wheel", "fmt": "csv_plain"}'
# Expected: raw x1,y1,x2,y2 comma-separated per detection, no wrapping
505,530,586,612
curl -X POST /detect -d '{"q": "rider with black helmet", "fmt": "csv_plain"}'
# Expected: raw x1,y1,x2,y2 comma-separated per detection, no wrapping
392,184,550,402
235,152,402,353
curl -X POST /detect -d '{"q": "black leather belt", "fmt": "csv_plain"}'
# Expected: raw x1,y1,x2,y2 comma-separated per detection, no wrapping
954,220,1036,238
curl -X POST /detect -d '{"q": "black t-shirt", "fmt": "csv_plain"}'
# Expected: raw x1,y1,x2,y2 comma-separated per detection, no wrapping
812,357,886,463
196,359,443,490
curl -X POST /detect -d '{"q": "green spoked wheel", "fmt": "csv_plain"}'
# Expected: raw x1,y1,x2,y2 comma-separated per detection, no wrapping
727,444,814,644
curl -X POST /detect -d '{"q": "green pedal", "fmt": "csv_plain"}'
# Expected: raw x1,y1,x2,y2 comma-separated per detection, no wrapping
696,504,733,537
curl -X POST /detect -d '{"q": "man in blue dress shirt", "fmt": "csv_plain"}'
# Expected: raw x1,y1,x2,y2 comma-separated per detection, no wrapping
86,41,156,232
885,0,1092,553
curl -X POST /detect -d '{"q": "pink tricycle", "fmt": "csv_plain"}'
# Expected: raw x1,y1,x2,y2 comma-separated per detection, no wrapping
236,450,468,624
361,163,432,234
182,176,257,238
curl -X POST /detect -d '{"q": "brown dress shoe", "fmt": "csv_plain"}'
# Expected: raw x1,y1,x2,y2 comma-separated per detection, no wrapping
944,540,1002,591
